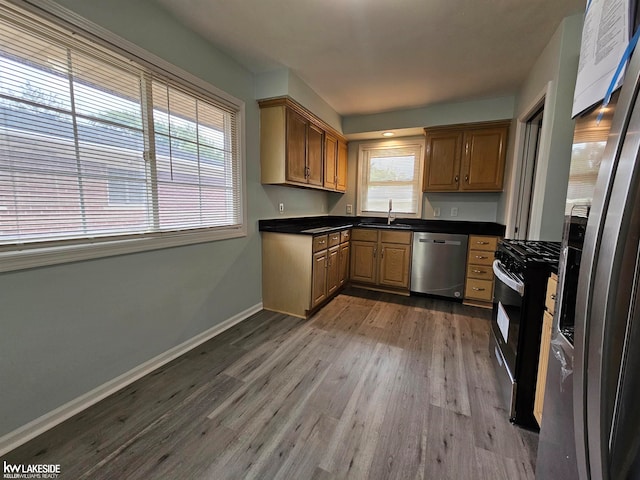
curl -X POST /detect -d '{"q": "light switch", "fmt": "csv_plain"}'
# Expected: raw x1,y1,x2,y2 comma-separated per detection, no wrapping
346,204,353,214
451,207,458,217
433,207,441,217
279,202,284,213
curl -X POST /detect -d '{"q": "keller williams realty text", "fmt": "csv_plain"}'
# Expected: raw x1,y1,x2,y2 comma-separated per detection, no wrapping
3,461,60,479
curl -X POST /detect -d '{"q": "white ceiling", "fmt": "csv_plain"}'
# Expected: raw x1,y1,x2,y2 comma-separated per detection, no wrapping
155,0,585,116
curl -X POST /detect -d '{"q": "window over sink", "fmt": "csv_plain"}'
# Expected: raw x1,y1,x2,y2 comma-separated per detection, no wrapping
357,140,424,218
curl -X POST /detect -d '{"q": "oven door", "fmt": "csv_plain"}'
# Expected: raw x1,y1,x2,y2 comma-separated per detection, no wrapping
490,259,525,419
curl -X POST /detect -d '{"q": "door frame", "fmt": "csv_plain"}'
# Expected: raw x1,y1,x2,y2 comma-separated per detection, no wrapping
504,82,553,238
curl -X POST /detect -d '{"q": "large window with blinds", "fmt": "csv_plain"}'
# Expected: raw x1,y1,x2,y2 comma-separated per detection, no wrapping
0,1,245,271
357,141,424,218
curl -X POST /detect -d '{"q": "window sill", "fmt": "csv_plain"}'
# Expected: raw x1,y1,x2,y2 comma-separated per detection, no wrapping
0,226,247,273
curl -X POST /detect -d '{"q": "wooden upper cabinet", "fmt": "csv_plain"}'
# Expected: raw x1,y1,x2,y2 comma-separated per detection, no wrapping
336,140,348,192
423,130,463,191
307,123,324,186
285,108,308,184
259,97,348,192
324,133,338,190
423,120,510,192
461,125,508,191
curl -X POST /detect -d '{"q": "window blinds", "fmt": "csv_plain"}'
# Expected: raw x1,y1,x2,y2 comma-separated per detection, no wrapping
0,2,243,248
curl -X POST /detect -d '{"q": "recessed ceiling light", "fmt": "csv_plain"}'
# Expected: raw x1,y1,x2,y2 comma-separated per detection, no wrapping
382,131,394,137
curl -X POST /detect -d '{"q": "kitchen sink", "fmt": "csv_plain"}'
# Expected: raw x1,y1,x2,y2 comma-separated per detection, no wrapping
357,223,413,230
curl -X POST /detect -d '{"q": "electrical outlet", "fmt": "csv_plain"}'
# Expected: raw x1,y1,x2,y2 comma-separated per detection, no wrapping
433,207,441,217
451,207,458,217
279,202,284,214
346,204,353,214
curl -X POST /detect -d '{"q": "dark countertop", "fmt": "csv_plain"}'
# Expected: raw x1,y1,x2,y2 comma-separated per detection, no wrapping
259,215,506,237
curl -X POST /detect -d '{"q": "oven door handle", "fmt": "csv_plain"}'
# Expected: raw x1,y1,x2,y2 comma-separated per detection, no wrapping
492,260,525,296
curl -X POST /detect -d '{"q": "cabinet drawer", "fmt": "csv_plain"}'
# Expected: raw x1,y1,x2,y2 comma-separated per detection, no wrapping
313,234,329,252
466,264,493,281
469,235,498,251
468,249,495,266
351,229,378,242
340,229,351,243
380,230,412,245
328,232,341,247
546,274,558,315
465,278,493,301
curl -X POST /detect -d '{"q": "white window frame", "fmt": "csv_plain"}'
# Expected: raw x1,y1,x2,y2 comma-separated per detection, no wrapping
0,0,247,273
357,139,425,218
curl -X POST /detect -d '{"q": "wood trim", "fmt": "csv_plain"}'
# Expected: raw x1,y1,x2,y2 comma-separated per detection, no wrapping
258,96,347,143
423,119,512,135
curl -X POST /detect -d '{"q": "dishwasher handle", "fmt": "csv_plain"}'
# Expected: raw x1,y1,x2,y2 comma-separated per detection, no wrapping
418,238,462,246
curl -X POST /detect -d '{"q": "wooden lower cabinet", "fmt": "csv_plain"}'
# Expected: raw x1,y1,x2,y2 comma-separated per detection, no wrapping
350,229,412,293
327,245,341,296
534,273,558,426
339,242,350,287
311,249,328,308
350,240,377,284
464,235,499,308
263,230,350,318
379,242,411,288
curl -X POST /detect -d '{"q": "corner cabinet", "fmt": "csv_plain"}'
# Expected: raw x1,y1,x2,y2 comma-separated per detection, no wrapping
423,120,510,192
263,229,351,318
259,97,348,193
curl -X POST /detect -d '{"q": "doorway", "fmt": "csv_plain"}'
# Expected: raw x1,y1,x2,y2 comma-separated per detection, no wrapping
514,106,544,239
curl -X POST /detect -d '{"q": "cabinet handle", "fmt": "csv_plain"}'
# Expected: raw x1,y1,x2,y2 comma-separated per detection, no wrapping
472,269,485,274
455,175,459,183
476,241,489,245
318,240,326,244
472,287,486,291
475,255,488,259
373,247,377,258
465,174,469,183
551,294,557,300
381,247,385,258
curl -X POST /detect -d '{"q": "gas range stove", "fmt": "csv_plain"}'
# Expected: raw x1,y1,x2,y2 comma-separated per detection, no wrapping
495,239,561,280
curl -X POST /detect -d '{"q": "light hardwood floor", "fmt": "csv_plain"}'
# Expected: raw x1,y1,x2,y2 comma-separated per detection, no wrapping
2,288,537,479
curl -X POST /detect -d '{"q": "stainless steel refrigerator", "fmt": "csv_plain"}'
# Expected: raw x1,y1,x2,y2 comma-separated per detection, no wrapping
536,39,640,480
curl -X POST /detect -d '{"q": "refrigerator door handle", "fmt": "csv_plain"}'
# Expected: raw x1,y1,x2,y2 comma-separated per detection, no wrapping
574,49,640,480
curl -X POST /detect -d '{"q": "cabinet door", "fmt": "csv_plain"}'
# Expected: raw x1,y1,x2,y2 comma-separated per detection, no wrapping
336,140,348,192
534,310,554,425
339,242,350,286
378,243,411,288
460,125,508,191
324,134,338,190
423,130,463,191
350,241,377,284
285,108,308,184
311,250,328,308
307,123,324,186
327,245,341,296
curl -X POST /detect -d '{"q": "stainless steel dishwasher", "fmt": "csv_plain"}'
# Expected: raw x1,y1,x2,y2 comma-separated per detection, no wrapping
411,232,468,299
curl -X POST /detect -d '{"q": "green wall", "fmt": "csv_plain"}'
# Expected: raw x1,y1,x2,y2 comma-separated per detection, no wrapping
0,0,329,439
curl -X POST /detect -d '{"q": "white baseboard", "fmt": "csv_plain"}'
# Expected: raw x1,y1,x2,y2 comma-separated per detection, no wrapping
0,302,263,457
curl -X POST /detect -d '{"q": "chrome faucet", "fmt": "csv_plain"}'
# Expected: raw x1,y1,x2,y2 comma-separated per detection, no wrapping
387,199,395,225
